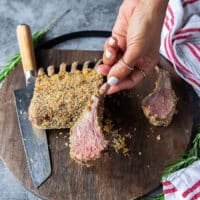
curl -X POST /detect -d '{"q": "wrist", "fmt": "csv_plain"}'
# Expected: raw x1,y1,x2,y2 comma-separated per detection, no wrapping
139,0,168,28
140,0,169,15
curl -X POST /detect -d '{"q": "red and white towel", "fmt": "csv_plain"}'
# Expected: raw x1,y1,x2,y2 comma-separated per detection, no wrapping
160,0,200,97
162,160,200,200
160,0,200,199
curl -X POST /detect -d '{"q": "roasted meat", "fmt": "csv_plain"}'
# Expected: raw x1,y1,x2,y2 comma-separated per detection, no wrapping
69,95,108,163
142,67,178,127
28,62,103,129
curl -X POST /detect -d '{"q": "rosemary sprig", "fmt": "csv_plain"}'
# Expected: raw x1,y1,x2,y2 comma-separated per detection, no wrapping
0,8,70,82
141,194,164,200
0,53,21,81
162,128,200,180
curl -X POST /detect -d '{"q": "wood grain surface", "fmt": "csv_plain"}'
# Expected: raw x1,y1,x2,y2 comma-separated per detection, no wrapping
0,49,193,200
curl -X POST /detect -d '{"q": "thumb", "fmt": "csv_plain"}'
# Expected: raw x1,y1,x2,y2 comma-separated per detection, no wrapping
107,45,140,83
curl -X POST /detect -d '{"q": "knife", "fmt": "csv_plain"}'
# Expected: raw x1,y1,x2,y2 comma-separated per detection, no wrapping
14,24,51,188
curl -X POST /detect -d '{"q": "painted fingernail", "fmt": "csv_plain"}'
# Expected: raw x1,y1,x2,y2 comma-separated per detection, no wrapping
105,49,112,59
109,37,115,46
107,76,119,86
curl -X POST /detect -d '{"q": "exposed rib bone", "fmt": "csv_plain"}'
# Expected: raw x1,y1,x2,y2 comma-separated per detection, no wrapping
71,62,78,73
94,58,103,69
82,61,90,70
47,65,55,76
38,68,45,76
59,62,67,74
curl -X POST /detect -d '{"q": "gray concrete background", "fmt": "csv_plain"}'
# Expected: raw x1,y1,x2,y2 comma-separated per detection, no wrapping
0,0,119,69
0,0,120,199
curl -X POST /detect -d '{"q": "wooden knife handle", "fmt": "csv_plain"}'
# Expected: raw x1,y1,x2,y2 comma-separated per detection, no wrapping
16,24,37,73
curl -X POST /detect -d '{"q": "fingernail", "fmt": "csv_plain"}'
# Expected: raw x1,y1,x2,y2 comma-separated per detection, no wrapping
107,76,119,86
109,37,115,46
105,49,112,59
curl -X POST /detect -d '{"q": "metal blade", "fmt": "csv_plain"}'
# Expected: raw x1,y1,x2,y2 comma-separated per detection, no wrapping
14,83,51,188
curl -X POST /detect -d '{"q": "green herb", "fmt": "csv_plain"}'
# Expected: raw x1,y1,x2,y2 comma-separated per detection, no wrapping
162,128,200,180
0,53,21,81
0,8,70,82
151,194,165,200
141,194,164,200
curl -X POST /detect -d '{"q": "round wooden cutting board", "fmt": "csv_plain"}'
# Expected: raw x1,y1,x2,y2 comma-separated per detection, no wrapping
0,49,193,200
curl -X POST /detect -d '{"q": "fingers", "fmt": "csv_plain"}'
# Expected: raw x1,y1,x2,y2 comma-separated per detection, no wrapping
102,67,149,95
103,47,117,66
101,77,134,95
102,38,141,87
104,37,118,49
103,37,119,66
107,39,142,82
96,64,112,76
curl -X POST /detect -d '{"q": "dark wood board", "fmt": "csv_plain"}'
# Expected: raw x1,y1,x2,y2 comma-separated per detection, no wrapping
0,49,193,200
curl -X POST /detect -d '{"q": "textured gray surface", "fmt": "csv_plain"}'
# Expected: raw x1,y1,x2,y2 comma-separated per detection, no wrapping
0,0,119,68
0,0,121,199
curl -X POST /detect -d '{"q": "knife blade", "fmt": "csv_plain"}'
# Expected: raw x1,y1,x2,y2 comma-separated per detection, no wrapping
14,24,51,188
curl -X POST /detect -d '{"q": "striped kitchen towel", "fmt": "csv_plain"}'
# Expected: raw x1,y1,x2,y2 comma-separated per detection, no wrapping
162,160,200,200
160,0,200,97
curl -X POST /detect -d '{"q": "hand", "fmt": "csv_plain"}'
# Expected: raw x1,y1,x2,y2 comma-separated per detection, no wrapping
97,0,168,94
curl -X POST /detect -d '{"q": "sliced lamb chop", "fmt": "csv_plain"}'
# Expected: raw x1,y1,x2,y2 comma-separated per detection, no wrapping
142,67,178,127
69,95,108,164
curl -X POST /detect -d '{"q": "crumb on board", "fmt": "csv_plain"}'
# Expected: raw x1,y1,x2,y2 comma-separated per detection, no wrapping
156,134,161,141
138,151,142,156
125,132,132,139
103,119,113,132
59,132,63,136
111,135,130,157
103,117,134,157
103,124,112,133
185,129,189,134
150,127,155,133
64,142,68,147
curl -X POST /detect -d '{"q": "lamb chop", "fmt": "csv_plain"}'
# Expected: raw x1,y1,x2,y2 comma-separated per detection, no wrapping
69,95,108,164
142,67,178,127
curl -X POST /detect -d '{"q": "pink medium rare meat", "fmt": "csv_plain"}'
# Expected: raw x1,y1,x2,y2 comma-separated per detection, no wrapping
69,95,108,163
142,67,178,127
